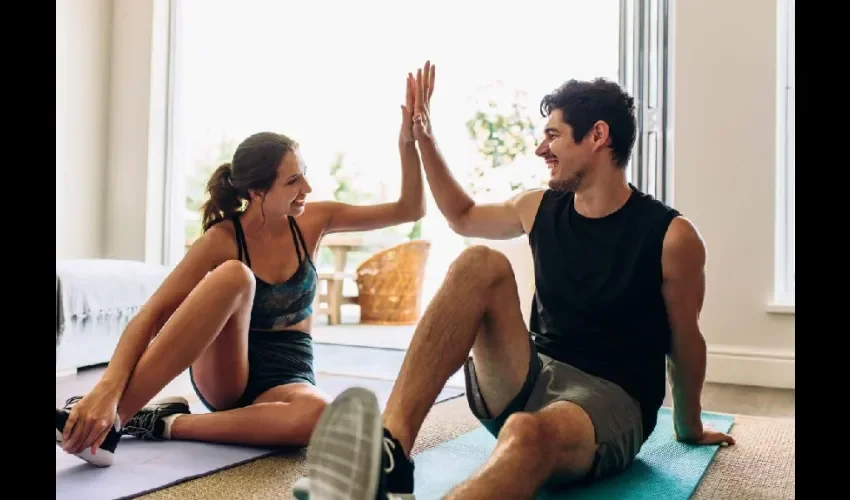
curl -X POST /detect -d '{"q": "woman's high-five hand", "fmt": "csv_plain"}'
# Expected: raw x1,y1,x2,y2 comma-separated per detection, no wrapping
399,72,417,145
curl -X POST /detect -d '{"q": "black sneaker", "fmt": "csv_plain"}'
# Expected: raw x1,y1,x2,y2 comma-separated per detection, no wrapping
55,396,121,468
293,387,415,500
381,428,415,496
123,396,191,440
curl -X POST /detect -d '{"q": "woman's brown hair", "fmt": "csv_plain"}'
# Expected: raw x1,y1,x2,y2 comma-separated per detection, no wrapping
200,131,298,231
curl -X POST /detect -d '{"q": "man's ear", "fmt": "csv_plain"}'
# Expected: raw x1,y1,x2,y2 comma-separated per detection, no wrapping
590,120,610,151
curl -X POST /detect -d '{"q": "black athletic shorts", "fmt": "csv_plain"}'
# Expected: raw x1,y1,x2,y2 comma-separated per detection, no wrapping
189,329,315,411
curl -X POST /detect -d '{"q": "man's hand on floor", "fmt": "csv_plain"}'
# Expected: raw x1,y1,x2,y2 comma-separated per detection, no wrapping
676,424,736,447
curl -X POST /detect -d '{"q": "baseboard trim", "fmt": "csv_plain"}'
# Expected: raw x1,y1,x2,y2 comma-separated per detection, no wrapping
706,344,795,389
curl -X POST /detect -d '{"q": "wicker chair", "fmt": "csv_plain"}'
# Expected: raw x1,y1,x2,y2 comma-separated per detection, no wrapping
354,239,431,325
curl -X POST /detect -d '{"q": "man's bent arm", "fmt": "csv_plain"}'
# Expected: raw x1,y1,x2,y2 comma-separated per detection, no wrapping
417,135,543,239
661,216,708,441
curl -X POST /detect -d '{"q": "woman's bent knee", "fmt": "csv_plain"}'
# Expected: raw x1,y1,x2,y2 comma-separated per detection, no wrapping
208,259,256,296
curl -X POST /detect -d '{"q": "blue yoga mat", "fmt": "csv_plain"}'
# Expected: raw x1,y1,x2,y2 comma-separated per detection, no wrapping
412,407,734,499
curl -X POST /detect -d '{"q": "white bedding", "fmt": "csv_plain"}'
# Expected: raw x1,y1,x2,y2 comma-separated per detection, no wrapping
56,259,171,325
55,259,171,371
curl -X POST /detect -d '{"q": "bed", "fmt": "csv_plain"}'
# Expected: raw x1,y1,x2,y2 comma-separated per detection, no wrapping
56,259,171,374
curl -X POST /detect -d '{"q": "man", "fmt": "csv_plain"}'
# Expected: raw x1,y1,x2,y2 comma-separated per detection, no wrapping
296,62,735,500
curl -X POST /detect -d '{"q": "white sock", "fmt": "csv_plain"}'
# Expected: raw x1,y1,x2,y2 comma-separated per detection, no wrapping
161,414,183,439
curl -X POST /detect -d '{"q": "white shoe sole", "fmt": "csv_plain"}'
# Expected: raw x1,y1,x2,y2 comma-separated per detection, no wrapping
303,387,384,500
55,428,114,467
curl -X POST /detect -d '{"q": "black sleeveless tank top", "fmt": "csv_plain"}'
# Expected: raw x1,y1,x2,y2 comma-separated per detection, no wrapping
528,184,680,439
232,215,318,331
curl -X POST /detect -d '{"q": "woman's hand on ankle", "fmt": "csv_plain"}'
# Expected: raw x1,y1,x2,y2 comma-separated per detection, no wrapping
61,385,120,456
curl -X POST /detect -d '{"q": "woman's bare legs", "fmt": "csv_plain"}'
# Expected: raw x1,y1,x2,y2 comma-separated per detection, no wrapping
115,259,255,424
112,259,328,448
169,383,330,447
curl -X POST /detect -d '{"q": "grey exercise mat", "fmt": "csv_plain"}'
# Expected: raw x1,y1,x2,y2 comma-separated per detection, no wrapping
313,342,408,379
313,343,466,387
56,373,464,500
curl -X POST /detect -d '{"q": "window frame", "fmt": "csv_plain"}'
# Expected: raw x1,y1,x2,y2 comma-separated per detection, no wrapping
619,0,672,205
772,0,794,310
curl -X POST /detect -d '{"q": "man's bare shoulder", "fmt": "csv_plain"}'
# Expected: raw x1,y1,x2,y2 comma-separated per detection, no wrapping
663,216,704,251
661,216,706,278
508,188,548,234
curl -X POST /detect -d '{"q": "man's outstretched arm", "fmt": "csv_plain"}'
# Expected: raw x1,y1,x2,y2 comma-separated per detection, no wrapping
417,135,544,239
661,216,735,446
410,61,544,239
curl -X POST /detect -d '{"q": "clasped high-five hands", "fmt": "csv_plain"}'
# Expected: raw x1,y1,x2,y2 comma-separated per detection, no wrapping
399,60,436,145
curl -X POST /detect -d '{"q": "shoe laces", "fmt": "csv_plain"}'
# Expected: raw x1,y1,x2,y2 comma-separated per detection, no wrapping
123,408,163,439
383,437,395,474
63,396,82,410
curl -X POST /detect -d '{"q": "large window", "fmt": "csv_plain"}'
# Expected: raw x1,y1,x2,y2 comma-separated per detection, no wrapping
162,0,668,304
775,0,794,307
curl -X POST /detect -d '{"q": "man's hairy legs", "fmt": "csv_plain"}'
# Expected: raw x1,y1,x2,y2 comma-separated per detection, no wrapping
382,245,598,498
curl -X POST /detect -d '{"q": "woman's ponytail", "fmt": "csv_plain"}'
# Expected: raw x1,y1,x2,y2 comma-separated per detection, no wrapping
200,162,243,231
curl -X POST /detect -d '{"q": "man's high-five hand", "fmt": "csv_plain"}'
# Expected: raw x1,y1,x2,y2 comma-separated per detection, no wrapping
412,60,436,142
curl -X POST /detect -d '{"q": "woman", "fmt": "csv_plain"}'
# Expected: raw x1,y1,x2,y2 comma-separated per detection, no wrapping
55,70,431,467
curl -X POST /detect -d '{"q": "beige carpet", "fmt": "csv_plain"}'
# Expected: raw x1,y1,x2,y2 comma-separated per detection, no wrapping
138,399,794,500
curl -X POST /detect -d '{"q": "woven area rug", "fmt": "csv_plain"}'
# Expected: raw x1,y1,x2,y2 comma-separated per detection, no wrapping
136,399,795,500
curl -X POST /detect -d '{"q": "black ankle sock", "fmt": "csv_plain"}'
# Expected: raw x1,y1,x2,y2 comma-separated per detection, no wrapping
383,428,414,493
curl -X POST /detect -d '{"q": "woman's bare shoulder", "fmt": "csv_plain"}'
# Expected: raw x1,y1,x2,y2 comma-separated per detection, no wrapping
189,220,239,265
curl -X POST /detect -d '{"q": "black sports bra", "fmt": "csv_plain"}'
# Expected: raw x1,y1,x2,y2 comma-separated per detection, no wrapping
232,215,318,330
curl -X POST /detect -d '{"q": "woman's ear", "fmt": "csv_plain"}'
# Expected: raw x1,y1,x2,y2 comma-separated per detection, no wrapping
248,191,268,207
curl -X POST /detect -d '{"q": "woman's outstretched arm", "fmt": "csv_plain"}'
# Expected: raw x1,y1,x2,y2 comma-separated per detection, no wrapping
312,143,424,234
309,73,426,235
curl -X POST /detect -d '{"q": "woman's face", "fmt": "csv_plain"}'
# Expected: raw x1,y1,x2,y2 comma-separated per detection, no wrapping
252,149,312,217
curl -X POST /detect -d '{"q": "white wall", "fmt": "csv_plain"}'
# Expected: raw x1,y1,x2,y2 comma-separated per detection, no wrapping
56,0,169,263
55,0,113,259
56,0,793,388
671,0,794,388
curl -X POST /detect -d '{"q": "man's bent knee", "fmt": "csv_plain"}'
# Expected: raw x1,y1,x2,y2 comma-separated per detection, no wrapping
500,413,549,451
539,402,598,483
448,245,515,286
499,407,597,484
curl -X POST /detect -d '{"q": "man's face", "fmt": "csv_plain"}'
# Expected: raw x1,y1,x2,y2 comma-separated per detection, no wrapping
534,109,610,192
535,109,589,192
